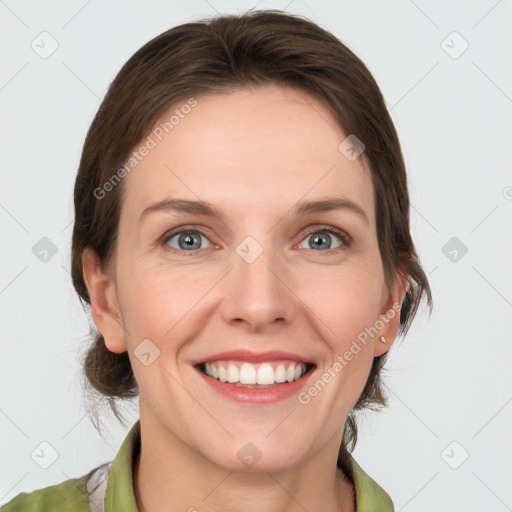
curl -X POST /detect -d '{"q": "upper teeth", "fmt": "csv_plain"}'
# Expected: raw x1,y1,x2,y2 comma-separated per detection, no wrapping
203,361,308,385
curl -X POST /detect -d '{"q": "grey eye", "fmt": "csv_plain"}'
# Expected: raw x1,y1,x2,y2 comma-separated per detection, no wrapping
298,231,343,251
167,232,211,251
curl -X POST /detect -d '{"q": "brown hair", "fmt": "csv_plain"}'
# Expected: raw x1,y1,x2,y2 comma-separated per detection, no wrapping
71,9,432,474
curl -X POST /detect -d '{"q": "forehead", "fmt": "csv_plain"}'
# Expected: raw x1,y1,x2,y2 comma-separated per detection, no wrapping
121,84,374,226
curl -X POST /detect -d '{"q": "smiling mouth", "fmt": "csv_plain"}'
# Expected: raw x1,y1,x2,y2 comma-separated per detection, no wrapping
196,360,316,388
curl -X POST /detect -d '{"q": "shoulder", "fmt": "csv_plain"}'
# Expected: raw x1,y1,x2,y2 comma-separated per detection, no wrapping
0,466,100,512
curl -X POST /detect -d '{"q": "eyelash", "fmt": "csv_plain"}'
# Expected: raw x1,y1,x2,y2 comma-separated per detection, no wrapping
159,224,352,255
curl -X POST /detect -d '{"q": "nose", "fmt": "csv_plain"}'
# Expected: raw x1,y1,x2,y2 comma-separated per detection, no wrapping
219,240,297,333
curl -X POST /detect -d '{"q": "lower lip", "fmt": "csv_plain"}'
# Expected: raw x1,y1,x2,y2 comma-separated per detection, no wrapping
195,365,315,404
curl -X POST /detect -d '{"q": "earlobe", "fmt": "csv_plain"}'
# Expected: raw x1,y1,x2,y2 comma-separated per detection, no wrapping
82,248,127,354
374,268,410,357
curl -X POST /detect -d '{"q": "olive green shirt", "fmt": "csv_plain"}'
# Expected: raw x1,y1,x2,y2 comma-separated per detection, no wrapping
1,420,394,511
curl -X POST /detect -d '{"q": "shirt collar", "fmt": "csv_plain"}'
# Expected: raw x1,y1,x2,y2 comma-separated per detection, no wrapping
104,420,393,511
104,420,140,512
343,452,394,511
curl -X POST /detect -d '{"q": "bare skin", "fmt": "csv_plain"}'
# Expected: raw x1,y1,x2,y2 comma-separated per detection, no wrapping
83,83,408,512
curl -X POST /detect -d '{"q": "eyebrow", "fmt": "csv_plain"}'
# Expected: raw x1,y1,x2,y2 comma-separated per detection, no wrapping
137,197,369,226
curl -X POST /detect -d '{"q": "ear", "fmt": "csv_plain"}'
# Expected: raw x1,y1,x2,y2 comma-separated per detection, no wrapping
82,247,127,354
373,261,410,357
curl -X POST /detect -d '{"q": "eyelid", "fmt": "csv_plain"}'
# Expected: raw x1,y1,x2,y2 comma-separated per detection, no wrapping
160,223,352,253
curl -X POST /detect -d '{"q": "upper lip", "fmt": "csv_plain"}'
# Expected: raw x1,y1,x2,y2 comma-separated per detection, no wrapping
191,349,316,366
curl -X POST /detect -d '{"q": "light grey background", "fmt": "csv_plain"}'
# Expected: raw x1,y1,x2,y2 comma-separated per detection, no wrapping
1,0,511,510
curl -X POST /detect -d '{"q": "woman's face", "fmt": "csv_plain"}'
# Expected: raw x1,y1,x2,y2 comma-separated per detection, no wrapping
91,84,405,471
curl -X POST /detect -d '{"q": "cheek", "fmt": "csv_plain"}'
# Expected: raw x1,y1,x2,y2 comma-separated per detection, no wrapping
296,262,384,394
116,260,220,345
298,262,384,341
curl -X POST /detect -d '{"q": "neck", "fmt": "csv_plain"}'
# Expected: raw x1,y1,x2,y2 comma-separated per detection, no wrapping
133,410,356,512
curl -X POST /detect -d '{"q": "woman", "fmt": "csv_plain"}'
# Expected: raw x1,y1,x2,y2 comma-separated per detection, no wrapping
2,9,431,511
